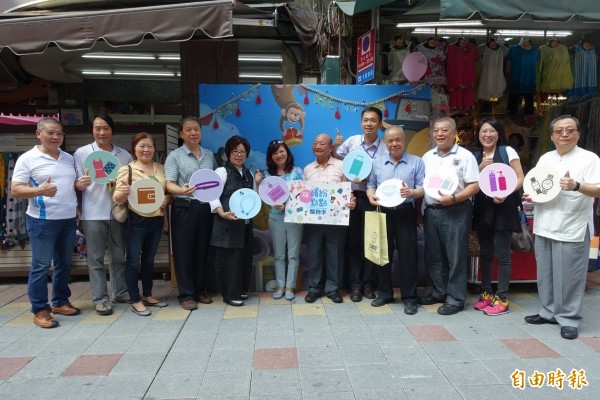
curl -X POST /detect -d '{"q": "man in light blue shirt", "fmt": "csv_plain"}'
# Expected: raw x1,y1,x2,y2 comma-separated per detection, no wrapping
367,125,424,314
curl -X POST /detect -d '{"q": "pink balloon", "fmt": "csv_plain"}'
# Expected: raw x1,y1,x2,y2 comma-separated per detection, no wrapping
402,52,428,82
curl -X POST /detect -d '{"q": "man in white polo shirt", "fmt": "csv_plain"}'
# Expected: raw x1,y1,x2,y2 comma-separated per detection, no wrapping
11,118,84,328
74,114,132,315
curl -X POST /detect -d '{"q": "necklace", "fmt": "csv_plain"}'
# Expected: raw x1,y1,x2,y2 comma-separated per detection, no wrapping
361,137,380,159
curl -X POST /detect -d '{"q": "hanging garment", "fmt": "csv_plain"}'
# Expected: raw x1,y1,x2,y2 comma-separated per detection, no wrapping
539,43,573,92
477,43,508,100
445,41,479,108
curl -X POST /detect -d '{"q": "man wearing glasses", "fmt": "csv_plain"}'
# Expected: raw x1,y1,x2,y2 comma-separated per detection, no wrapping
524,115,600,340
11,118,85,328
74,114,132,316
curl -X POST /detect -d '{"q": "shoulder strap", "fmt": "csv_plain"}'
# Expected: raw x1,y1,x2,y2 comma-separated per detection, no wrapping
127,164,132,185
499,145,509,165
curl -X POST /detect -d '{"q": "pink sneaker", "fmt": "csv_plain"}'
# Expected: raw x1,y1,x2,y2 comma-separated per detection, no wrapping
474,292,493,311
483,296,510,316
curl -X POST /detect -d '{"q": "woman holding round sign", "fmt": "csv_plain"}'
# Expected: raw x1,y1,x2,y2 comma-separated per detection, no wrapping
255,140,303,301
113,132,170,317
472,118,524,316
209,135,256,307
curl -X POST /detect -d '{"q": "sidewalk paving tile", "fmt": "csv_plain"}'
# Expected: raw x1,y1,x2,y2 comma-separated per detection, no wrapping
62,353,123,376
0,357,32,380
500,338,561,359
253,347,298,370
407,324,456,342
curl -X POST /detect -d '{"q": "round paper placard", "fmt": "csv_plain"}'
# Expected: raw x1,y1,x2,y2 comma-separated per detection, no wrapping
189,169,224,202
423,168,459,200
84,151,120,184
229,188,262,219
523,166,561,203
479,163,518,198
128,178,165,214
258,176,290,206
342,150,373,181
375,179,406,208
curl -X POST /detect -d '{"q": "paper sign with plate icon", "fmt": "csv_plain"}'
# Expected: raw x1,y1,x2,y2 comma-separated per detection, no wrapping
128,178,165,214
84,151,120,184
375,179,405,208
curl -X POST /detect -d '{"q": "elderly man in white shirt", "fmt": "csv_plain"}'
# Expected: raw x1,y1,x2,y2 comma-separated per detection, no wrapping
524,115,600,340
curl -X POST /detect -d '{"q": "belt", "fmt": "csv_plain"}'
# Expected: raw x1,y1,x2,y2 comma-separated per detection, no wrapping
382,203,414,211
425,201,464,209
172,197,202,207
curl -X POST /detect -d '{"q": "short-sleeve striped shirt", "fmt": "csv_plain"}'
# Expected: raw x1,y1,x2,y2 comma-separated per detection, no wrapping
164,144,217,199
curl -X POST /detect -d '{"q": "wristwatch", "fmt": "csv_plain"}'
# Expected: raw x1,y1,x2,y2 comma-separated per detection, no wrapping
451,194,457,202
574,181,581,191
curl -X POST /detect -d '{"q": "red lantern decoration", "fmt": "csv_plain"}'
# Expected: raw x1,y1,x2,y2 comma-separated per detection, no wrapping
383,108,389,118
235,104,241,117
213,119,219,129
405,99,412,113
256,93,262,105
334,107,341,120
304,94,309,105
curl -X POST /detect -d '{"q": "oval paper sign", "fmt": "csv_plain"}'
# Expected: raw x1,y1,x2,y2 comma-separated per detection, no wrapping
523,166,561,203
479,163,518,198
128,178,165,214
342,150,373,181
84,151,120,184
189,169,224,202
229,188,262,219
375,178,406,208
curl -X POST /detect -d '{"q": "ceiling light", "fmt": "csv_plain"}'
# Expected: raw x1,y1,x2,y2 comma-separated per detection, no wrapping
496,29,572,37
412,28,488,36
239,73,282,79
158,54,180,60
397,20,483,28
238,54,282,62
82,53,155,60
233,17,275,27
114,71,177,76
81,70,112,75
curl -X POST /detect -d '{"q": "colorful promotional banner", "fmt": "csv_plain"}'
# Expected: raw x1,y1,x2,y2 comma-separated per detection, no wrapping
284,180,351,226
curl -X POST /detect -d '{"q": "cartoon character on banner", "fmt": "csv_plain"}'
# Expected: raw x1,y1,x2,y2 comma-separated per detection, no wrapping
272,84,307,148
280,102,305,147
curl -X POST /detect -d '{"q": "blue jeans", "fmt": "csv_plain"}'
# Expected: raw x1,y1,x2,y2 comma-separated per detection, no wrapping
26,215,76,314
269,213,303,289
124,212,164,303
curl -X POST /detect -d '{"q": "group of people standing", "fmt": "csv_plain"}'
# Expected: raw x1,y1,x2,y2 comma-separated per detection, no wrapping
11,111,600,340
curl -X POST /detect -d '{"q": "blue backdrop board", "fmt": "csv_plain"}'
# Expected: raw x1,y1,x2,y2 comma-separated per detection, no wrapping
198,84,430,172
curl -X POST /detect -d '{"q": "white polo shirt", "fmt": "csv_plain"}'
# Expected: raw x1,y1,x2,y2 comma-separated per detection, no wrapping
422,143,479,205
12,146,77,220
73,142,132,220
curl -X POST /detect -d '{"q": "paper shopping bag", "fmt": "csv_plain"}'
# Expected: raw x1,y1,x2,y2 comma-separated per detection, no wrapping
364,209,389,266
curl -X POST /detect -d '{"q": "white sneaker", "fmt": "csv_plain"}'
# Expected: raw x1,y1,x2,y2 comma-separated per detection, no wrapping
95,300,113,316
285,290,295,301
273,289,284,300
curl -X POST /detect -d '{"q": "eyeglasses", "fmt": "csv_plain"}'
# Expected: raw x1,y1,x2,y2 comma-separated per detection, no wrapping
231,150,247,156
42,130,65,137
269,139,284,146
552,128,578,136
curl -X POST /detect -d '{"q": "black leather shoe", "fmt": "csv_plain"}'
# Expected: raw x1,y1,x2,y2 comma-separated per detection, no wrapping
327,291,343,303
437,303,464,315
371,297,391,307
349,289,362,302
223,298,244,307
560,326,578,340
524,314,558,325
419,293,446,305
304,292,320,303
363,288,376,300
404,303,418,315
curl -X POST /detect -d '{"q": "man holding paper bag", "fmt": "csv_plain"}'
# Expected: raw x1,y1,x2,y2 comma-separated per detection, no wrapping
366,126,425,314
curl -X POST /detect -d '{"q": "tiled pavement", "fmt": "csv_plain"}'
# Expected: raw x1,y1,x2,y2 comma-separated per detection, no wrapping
1,272,600,400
